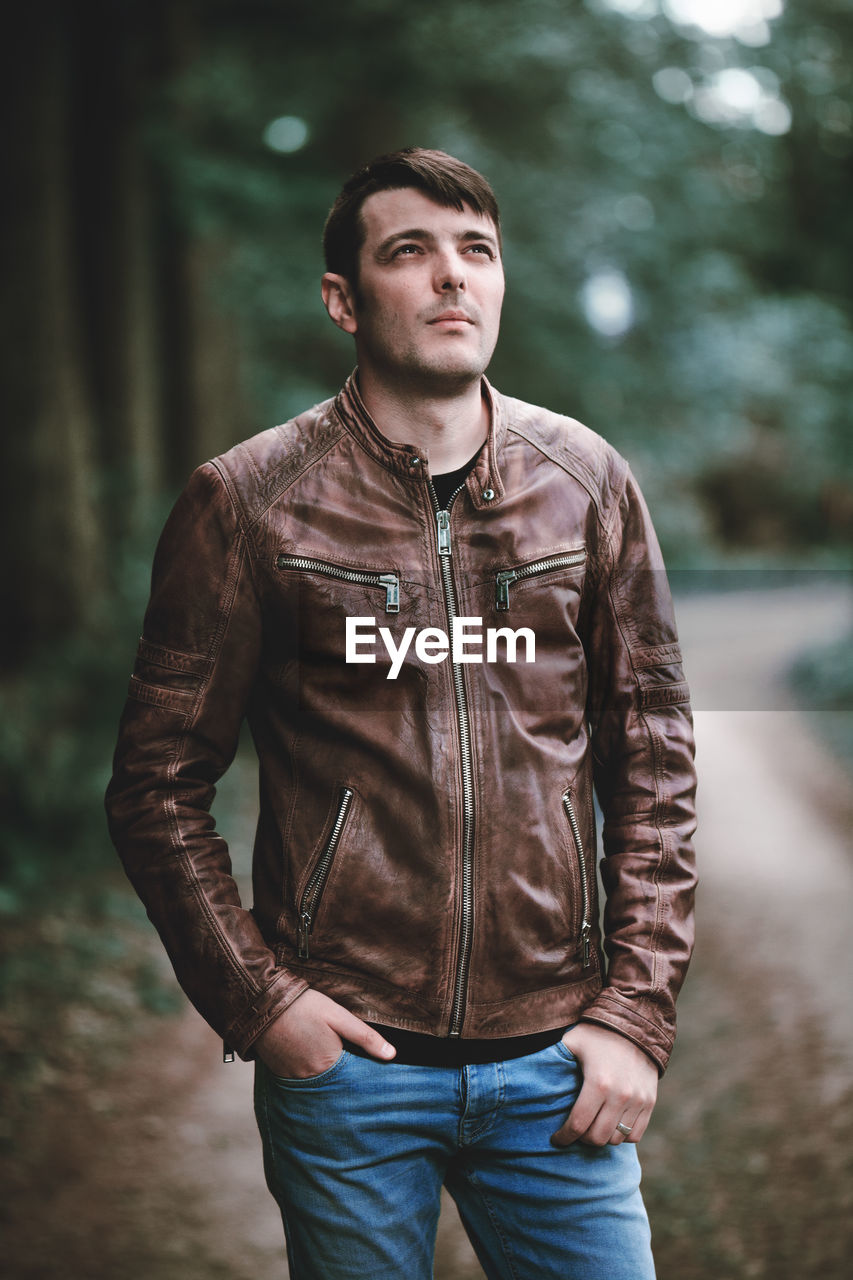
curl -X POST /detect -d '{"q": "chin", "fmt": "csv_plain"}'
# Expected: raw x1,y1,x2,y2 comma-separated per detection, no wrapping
421,350,492,382
420,364,488,391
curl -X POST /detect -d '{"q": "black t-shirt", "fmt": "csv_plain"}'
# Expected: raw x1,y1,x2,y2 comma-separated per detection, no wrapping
431,451,479,510
366,1022,564,1066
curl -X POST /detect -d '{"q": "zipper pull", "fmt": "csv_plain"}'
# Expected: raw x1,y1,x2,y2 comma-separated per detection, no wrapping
298,912,312,960
379,573,400,613
437,510,451,556
581,921,592,968
495,570,517,611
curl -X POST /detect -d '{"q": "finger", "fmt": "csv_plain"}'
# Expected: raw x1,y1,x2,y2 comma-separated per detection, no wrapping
613,1106,651,1145
580,1099,633,1148
609,1118,632,1146
257,1020,343,1078
329,1007,396,1061
607,1103,641,1146
571,1079,645,1147
550,1079,606,1146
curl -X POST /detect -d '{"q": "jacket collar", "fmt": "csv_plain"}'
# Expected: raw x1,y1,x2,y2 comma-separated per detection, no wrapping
333,370,506,508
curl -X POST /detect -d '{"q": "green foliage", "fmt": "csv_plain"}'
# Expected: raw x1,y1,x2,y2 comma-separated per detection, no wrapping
0,510,167,907
791,631,853,712
0,883,183,1120
789,619,853,771
0,635,127,905
0,517,184,1065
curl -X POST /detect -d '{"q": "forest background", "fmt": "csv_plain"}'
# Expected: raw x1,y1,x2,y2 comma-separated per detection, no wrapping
0,2,851,1269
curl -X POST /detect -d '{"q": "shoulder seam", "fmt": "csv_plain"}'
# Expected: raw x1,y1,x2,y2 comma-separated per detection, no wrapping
506,416,617,530
210,414,348,531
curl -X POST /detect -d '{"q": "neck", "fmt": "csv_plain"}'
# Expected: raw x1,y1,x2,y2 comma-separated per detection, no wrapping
356,368,489,474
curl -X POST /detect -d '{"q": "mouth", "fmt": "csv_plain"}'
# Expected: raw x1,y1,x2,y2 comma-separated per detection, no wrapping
428,310,474,325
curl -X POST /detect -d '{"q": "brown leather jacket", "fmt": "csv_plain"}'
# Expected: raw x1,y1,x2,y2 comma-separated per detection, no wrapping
106,374,697,1071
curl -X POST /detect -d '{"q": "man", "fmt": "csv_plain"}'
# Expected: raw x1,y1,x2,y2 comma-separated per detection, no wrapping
106,147,697,1279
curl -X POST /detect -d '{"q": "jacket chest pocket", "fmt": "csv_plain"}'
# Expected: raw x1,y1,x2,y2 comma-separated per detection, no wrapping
276,554,400,613
494,548,586,612
296,786,354,960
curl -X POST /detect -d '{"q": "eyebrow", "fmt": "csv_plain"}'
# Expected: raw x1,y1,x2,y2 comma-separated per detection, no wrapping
375,227,499,257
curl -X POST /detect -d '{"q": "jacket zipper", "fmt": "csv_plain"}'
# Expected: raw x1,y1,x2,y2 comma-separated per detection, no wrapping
297,787,354,959
276,554,399,613
562,788,592,967
495,549,586,611
428,478,476,1037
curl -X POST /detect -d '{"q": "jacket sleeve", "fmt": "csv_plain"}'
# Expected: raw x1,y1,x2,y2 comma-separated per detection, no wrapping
579,461,698,1073
105,462,308,1058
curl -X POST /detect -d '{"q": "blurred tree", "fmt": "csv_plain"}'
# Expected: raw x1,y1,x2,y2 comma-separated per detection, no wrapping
1,9,105,664
0,0,243,668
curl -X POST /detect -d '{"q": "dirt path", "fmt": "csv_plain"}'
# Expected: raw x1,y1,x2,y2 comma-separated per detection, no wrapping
4,583,852,1279
677,583,853,1061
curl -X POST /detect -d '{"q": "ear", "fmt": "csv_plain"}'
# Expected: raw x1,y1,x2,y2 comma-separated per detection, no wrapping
321,272,358,335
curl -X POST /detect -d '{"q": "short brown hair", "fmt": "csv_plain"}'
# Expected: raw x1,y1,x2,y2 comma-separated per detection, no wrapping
323,147,502,285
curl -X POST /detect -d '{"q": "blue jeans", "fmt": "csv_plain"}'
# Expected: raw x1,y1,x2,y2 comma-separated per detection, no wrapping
254,1039,655,1280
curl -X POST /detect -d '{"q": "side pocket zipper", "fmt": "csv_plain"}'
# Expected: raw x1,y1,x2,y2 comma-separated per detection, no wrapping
297,787,354,960
562,788,592,968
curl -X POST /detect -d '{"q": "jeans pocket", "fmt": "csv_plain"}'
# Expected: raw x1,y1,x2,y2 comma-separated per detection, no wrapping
266,1049,350,1088
554,1037,579,1064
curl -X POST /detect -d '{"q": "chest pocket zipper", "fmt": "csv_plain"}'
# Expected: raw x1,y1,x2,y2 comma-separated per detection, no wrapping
562,788,592,967
495,549,586,611
297,787,354,959
276,555,400,613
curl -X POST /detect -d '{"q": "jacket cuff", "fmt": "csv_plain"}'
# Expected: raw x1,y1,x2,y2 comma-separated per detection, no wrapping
226,970,310,1061
579,990,674,1074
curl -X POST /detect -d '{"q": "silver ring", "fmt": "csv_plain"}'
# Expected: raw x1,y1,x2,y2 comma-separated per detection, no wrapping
616,1122,633,1137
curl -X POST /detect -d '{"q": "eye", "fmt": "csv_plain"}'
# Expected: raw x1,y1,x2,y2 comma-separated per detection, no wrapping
392,243,422,257
466,243,496,259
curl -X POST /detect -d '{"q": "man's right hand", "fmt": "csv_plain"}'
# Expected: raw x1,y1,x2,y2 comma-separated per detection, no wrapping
253,988,397,1079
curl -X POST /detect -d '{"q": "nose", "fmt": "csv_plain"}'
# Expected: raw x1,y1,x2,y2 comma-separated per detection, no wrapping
434,248,466,293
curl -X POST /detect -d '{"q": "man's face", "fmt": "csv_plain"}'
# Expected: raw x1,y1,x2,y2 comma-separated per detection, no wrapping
328,187,505,393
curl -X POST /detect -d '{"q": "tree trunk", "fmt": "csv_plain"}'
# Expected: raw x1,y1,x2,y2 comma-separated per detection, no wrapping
0,9,105,667
71,0,166,535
